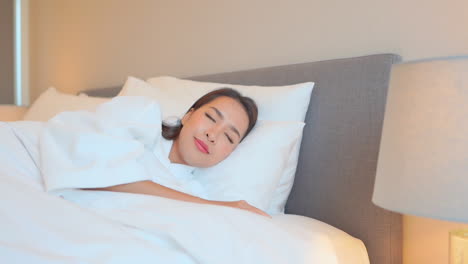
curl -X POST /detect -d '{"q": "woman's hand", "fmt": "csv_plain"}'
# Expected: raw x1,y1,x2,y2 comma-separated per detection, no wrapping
217,200,271,218
89,181,270,218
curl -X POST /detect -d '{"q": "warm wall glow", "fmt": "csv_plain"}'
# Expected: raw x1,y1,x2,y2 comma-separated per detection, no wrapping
404,215,468,264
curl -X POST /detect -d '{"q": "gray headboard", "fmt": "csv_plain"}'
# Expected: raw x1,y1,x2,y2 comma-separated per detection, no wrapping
84,53,403,264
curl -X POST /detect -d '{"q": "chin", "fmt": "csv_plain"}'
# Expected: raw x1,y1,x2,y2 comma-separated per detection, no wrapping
195,160,217,168
189,158,220,169
184,152,223,169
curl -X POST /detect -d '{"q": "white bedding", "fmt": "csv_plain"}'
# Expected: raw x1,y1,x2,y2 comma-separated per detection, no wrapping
0,121,369,264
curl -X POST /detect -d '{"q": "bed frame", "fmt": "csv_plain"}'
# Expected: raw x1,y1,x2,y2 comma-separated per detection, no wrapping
84,53,403,264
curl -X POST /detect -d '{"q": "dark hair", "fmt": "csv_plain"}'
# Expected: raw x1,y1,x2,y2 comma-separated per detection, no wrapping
162,88,258,142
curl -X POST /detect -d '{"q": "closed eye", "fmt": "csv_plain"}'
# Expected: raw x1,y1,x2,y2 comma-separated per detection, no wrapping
225,133,234,144
205,113,216,123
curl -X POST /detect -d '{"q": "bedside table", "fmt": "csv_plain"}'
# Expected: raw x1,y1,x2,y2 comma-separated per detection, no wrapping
0,105,28,121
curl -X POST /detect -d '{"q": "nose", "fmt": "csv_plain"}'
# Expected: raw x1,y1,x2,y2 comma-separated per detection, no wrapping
206,131,216,143
206,126,221,143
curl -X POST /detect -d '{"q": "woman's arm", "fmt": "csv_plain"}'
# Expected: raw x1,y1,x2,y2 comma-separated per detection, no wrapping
91,181,270,217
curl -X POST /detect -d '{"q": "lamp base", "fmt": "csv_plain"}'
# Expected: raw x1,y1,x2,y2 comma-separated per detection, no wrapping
450,229,468,264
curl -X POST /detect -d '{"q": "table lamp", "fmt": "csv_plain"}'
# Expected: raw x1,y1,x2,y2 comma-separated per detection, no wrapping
372,56,468,264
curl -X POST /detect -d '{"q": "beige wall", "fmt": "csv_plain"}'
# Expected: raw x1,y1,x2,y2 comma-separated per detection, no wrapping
28,1,468,263
29,0,468,99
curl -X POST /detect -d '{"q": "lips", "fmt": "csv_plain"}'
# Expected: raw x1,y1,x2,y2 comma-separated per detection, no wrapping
194,138,209,154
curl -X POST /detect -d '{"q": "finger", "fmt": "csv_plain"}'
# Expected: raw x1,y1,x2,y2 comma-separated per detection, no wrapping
257,209,272,218
247,206,271,218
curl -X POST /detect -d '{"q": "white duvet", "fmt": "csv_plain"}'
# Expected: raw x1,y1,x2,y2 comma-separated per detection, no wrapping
0,119,369,264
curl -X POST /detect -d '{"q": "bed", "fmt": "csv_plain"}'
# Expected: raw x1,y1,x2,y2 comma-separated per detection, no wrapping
0,53,402,264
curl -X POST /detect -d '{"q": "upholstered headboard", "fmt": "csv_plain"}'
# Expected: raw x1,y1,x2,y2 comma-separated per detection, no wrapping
84,53,403,264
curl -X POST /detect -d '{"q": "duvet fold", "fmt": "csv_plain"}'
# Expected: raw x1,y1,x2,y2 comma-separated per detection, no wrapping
39,96,162,194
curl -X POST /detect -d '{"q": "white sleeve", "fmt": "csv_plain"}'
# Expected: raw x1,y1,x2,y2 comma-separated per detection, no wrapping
39,96,162,193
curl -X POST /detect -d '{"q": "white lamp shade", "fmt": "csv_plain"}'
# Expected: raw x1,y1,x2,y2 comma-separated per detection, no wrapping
373,56,468,223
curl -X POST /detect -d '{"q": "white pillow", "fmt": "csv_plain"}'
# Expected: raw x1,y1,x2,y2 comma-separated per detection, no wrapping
23,87,110,122
193,121,305,213
121,76,314,122
120,76,314,214
267,130,304,214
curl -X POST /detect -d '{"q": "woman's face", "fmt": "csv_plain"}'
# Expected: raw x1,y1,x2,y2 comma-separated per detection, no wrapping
169,96,249,168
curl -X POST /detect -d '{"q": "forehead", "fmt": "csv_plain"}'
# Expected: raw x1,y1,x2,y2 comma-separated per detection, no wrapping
202,96,249,131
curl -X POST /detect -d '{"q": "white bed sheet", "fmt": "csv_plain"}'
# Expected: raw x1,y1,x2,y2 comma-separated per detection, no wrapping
0,121,369,264
273,215,370,264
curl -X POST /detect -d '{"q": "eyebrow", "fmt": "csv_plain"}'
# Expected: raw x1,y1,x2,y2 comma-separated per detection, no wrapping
210,106,241,139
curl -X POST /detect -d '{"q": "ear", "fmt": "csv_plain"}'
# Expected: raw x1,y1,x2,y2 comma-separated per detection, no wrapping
181,108,194,125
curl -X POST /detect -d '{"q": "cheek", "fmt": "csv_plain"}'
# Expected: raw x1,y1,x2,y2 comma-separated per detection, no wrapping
216,143,237,160
187,115,210,134
181,117,204,138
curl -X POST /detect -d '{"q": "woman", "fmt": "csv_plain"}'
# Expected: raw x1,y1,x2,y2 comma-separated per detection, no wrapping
41,88,269,217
